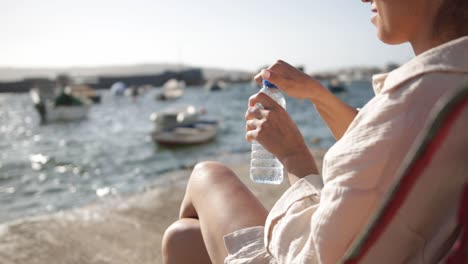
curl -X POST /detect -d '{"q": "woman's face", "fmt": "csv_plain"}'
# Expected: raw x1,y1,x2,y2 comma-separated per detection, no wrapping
363,0,439,45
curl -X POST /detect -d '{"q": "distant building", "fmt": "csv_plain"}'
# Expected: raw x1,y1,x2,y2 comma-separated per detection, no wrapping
97,68,205,89
311,66,383,83
178,69,205,86
0,78,53,93
0,68,207,93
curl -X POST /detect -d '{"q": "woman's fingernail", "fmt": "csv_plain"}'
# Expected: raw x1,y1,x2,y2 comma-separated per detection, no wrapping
262,70,271,79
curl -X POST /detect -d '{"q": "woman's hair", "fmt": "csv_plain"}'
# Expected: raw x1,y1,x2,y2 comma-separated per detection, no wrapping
434,0,468,39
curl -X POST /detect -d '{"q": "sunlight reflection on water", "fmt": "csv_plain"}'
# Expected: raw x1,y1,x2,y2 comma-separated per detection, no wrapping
0,82,373,223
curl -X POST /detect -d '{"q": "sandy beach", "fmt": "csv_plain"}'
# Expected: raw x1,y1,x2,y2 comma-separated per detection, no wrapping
0,149,326,264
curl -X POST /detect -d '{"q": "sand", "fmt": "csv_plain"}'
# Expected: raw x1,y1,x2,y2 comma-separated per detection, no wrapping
0,149,326,264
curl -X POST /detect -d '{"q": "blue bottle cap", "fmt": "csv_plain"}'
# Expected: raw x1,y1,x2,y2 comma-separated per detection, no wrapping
262,79,278,89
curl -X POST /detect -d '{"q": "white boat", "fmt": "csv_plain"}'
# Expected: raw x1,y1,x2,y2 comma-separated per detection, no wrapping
30,87,91,123
155,79,185,100
151,122,218,145
205,80,227,92
150,105,218,145
43,102,90,122
110,82,127,96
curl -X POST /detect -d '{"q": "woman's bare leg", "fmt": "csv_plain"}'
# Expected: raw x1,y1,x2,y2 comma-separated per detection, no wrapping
162,161,268,264
162,218,211,264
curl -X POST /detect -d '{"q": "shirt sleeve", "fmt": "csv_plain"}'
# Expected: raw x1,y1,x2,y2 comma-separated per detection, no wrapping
224,227,277,264
223,174,322,264
264,174,323,263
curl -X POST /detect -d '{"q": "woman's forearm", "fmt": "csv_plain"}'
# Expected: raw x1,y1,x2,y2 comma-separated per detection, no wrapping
308,85,358,140
282,149,318,185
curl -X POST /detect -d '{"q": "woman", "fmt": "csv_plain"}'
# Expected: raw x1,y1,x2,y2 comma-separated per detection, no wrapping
162,0,468,263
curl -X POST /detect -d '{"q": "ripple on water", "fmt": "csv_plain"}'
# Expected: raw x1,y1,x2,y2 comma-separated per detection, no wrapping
42,184,66,195
0,173,14,183
11,199,42,212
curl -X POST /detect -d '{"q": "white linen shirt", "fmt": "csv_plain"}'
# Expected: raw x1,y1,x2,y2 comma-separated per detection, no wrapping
224,36,468,264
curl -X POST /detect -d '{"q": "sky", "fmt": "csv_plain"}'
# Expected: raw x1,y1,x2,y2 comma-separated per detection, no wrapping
0,0,415,72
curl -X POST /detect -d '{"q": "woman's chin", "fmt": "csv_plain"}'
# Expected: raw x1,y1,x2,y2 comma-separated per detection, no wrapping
372,19,408,45
376,31,407,45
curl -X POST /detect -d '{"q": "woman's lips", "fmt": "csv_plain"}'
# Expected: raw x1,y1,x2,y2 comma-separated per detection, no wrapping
371,5,378,23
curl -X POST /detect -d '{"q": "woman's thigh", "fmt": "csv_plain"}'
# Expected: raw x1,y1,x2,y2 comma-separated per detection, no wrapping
180,161,268,263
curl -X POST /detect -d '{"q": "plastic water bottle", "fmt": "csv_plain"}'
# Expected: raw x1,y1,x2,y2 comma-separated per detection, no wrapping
250,79,286,184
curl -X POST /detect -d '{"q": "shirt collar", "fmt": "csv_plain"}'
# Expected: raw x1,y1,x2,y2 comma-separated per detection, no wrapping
373,35,468,95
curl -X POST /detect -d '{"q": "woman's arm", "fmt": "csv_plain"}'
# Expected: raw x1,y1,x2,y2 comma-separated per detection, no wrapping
255,60,358,140
309,87,358,140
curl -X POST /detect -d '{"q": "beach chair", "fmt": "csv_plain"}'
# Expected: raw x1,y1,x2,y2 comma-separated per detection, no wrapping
341,81,468,264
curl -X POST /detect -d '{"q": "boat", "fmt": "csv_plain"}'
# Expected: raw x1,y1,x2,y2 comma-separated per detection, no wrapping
327,79,347,93
151,122,218,145
155,79,185,100
150,105,219,145
30,86,91,123
70,84,101,103
205,80,227,92
110,82,127,96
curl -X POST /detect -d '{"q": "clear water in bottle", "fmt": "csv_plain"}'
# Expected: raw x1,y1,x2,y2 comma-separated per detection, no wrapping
250,79,286,184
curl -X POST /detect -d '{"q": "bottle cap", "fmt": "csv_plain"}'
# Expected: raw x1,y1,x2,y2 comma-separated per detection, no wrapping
262,79,278,89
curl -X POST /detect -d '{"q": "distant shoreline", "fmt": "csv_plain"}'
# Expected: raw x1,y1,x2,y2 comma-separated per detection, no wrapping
0,64,254,94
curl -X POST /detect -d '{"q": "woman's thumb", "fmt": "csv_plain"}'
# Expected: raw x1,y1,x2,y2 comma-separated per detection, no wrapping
261,69,273,81
261,69,271,79
261,69,284,89
262,69,278,83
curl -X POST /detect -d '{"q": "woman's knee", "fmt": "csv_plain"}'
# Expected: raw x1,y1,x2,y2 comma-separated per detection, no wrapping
189,161,237,190
162,221,186,253
162,220,202,258
179,161,243,218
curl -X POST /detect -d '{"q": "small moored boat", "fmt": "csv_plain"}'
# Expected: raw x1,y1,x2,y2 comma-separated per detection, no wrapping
155,79,185,101
327,79,347,93
150,105,219,145
70,84,101,103
110,82,127,96
30,86,91,123
205,80,227,92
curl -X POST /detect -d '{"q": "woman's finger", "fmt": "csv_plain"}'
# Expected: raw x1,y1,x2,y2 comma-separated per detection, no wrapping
248,92,278,109
263,60,294,88
254,72,263,87
245,129,259,142
255,67,277,87
245,119,262,131
245,105,269,120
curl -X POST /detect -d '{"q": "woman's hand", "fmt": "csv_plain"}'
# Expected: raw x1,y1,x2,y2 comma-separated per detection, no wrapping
256,59,358,140
245,92,318,179
254,60,327,101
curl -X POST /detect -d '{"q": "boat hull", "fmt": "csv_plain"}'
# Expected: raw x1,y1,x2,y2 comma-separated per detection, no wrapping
152,123,218,145
42,103,90,123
